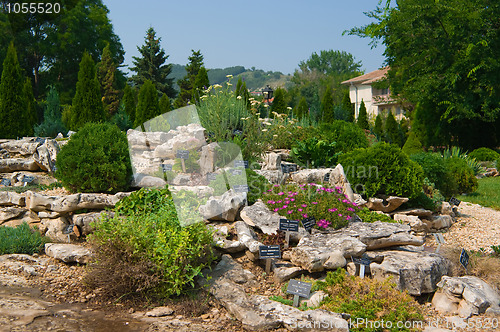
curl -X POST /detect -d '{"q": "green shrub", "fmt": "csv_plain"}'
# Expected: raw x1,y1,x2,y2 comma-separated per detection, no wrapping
115,187,170,216
355,207,395,223
0,222,48,255
86,189,215,300
468,147,500,162
410,152,457,198
291,137,341,168
405,178,445,211
262,183,359,229
318,121,369,154
402,131,423,156
443,146,482,175
55,122,132,193
247,168,270,205
444,157,478,194
339,142,424,199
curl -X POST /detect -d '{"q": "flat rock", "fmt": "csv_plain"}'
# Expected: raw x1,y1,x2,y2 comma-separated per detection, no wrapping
393,208,433,218
169,185,214,198
369,249,452,295
254,170,281,184
146,306,174,317
235,221,264,254
71,211,111,235
430,215,453,230
393,214,428,233
240,200,281,234
132,174,167,188
44,243,93,264
366,196,409,213
272,260,305,283
199,190,247,222
0,158,40,172
0,207,27,223
291,168,333,185
25,191,126,213
0,191,25,206
262,152,281,170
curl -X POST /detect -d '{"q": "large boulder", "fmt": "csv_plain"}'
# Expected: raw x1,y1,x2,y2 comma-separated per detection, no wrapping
0,138,41,156
199,190,247,222
127,130,169,150
41,217,70,242
32,139,59,173
199,142,219,175
366,196,409,213
254,170,281,184
291,168,332,185
327,164,356,202
0,191,25,206
0,207,28,224
71,212,112,235
234,220,264,254
368,249,452,296
44,243,93,264
0,159,40,172
240,200,281,234
25,191,127,213
262,152,281,171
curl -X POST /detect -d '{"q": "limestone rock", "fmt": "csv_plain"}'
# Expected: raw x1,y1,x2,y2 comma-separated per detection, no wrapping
235,220,264,253
25,191,125,213
32,139,59,173
132,174,167,188
172,174,191,186
430,215,453,230
328,164,356,202
393,214,428,233
71,212,111,235
254,170,281,184
0,191,25,206
0,207,27,223
169,185,214,198
199,190,247,222
366,196,409,213
369,249,452,295
127,130,169,150
304,291,329,308
0,139,40,155
44,243,92,264
0,159,40,172
394,208,433,218
146,306,174,317
240,200,280,234
441,202,453,216
272,261,305,283
42,217,70,242
431,291,460,315
291,168,332,185
262,152,281,170
199,142,219,175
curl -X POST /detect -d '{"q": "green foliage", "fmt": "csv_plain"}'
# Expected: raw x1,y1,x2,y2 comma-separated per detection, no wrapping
175,50,206,108
263,183,359,229
269,295,314,311
97,44,120,118
70,52,105,130
246,168,270,205
122,84,136,125
23,77,36,136
115,187,170,216
410,152,457,198
35,85,66,137
341,89,355,122
402,131,423,156
55,122,132,193
0,42,27,138
134,79,160,128
110,103,132,131
384,110,401,146
173,150,200,173
315,268,423,332
318,121,369,154
130,27,176,98
194,67,209,103
271,87,288,114
299,50,363,77
373,113,383,140
443,146,482,175
356,100,369,130
293,96,308,120
444,157,478,194
86,190,215,299
469,147,500,162
339,142,424,199
159,93,171,114
321,85,335,123
406,178,446,212
291,137,341,168
461,177,500,210
356,207,395,223
0,222,47,255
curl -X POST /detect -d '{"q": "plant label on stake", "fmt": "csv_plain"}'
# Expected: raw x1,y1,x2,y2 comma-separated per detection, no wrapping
234,160,249,169
232,184,249,193
0,178,11,186
323,172,330,183
449,197,461,207
207,172,217,182
301,216,316,233
352,256,371,278
279,219,299,248
230,168,243,176
22,175,35,187
280,164,297,174
259,245,281,274
161,164,172,172
433,233,445,253
460,249,469,271
176,150,189,173
286,279,312,307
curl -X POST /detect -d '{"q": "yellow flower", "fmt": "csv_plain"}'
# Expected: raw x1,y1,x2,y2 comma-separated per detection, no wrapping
237,95,242,99
226,82,232,86
262,129,268,132
213,84,222,89
264,104,269,108
287,106,292,110
226,74,233,78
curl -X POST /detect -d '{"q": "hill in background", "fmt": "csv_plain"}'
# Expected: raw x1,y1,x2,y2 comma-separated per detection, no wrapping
170,64,291,92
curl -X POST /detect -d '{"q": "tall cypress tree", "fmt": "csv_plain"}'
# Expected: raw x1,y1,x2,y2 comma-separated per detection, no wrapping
135,79,159,127
357,100,369,130
70,52,105,129
321,85,334,123
34,85,66,138
385,110,401,146
174,50,206,108
23,77,37,136
193,66,209,103
0,42,27,138
341,89,354,122
373,113,384,140
123,84,136,125
293,97,308,120
97,44,120,118
271,87,287,114
130,27,176,98
159,93,171,114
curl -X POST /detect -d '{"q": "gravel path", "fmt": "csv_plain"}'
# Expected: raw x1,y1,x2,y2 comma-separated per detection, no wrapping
444,201,500,254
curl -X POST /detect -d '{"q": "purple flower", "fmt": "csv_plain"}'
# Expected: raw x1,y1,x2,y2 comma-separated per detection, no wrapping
302,214,308,218
346,216,352,220
291,198,295,202
298,208,303,212
338,214,343,217
301,204,307,208
347,207,355,212
274,208,279,212
283,205,288,209
278,200,282,204
278,192,284,196
312,202,318,205
328,208,337,212
267,200,275,204
287,210,293,214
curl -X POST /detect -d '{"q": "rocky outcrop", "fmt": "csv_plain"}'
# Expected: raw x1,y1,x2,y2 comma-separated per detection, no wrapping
32,139,60,173
0,191,25,206
199,142,219,175
262,152,281,171
393,214,428,233
25,191,127,213
432,276,500,318
327,164,356,203
0,207,28,224
291,168,332,185
199,190,247,222
44,243,93,264
235,220,264,254
0,159,40,172
254,170,280,184
240,200,281,234
366,196,409,213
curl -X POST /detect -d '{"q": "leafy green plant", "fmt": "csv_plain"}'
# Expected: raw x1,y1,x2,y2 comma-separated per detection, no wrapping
314,268,423,332
443,156,478,194
402,131,423,156
468,147,499,162
173,150,200,173
269,295,314,310
86,190,215,300
115,187,170,216
443,146,481,175
339,142,424,199
0,222,48,255
291,137,341,168
355,207,395,223
405,178,445,212
318,121,369,154
263,183,359,229
410,152,457,198
55,122,132,193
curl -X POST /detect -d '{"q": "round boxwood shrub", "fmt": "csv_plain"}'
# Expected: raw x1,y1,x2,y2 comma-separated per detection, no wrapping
338,142,424,199
55,122,132,193
443,156,478,194
410,152,457,198
468,147,499,162
318,120,369,153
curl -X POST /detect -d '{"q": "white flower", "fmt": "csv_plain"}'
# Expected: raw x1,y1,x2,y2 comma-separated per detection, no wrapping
262,129,268,132
236,95,242,99
258,118,265,122
287,106,292,110
226,74,233,78
213,84,222,89
263,104,269,108
263,121,272,126
273,135,278,137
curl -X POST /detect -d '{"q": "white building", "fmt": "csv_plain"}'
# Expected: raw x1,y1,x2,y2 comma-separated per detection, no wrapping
341,67,404,121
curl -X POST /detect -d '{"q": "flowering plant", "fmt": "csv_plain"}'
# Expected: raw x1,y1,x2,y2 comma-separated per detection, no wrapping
262,183,359,229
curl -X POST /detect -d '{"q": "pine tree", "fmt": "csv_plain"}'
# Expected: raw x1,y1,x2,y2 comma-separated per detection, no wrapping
321,85,334,123
293,97,308,120
174,50,205,108
34,86,66,137
159,93,171,114
373,113,384,139
193,66,209,103
0,43,27,138
385,110,401,146
23,77,37,136
97,44,120,118
271,87,287,114
341,89,354,122
123,84,136,126
402,131,423,155
130,27,176,98
70,52,105,129
357,100,369,130
135,80,160,127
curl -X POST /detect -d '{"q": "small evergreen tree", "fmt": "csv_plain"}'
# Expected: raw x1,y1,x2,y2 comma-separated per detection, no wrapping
111,103,132,131
70,52,105,129
402,131,423,155
235,77,243,96
0,42,27,138
373,113,384,139
97,44,120,118
241,81,251,109
357,100,369,130
321,85,334,123
385,110,401,146
341,89,354,122
35,86,66,137
193,66,209,103
23,77,36,136
174,50,205,108
293,97,308,120
123,84,136,126
159,93,171,114
271,87,287,114
135,79,160,127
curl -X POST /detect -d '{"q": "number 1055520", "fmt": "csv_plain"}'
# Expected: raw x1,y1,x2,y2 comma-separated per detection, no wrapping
3,2,61,14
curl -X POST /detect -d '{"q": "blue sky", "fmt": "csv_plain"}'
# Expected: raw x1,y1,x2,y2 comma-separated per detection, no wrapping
103,0,385,75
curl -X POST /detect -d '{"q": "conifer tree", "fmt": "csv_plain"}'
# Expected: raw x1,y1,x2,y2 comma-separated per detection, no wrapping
321,85,334,123
23,77,37,136
193,66,209,103
357,100,369,130
70,52,105,129
402,131,423,155
385,110,401,146
123,84,136,126
175,50,206,108
341,89,354,122
241,81,251,109
34,86,66,137
135,79,159,127
271,87,287,114
159,93,171,114
97,44,120,118
0,42,27,138
130,27,176,98
235,77,243,96
373,113,384,139
293,97,308,120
